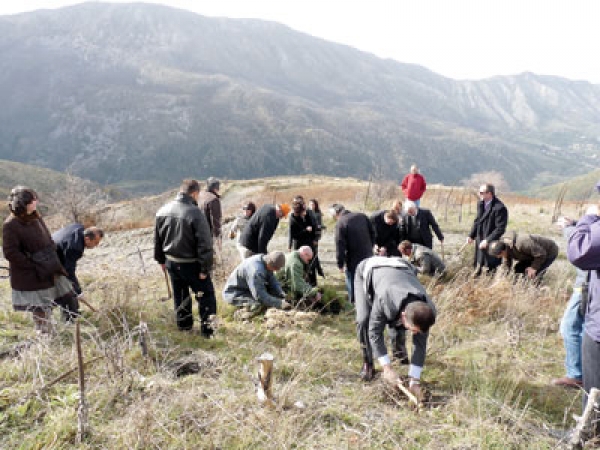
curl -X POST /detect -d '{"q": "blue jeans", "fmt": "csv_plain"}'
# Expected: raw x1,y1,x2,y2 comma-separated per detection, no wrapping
345,268,356,304
559,289,584,380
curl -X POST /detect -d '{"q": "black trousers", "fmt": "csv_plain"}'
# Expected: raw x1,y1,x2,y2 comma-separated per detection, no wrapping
166,260,217,335
54,292,79,322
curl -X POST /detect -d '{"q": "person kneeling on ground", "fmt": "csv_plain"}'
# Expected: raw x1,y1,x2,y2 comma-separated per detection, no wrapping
222,251,291,314
277,246,321,307
487,231,558,280
354,256,436,399
398,240,446,276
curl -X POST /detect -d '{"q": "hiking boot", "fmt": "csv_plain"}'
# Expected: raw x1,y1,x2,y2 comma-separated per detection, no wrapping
551,377,583,388
359,362,374,382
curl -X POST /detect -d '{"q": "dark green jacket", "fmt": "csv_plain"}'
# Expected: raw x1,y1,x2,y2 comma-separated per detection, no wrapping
277,251,318,299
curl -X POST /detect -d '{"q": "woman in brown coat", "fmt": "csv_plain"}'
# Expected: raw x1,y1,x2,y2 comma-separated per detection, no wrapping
2,186,73,333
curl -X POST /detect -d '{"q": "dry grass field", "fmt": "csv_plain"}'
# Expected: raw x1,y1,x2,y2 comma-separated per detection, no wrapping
0,176,596,449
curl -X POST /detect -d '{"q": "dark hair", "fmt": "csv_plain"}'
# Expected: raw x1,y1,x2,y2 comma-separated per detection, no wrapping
8,186,38,217
308,198,321,213
180,179,200,195
399,240,413,253
206,177,220,192
243,201,256,215
292,195,306,214
404,300,436,333
84,226,104,240
482,183,495,196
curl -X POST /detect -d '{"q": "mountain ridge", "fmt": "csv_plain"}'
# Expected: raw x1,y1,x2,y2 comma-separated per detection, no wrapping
0,2,598,193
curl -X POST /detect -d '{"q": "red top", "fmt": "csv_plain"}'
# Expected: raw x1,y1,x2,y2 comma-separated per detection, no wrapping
401,173,427,201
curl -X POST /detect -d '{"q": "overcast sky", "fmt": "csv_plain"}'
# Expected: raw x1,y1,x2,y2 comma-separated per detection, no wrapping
2,0,599,84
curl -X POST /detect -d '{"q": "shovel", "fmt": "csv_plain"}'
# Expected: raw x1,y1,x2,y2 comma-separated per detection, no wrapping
160,270,172,302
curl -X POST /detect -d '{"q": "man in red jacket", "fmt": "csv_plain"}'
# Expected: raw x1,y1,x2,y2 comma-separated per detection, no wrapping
401,165,427,207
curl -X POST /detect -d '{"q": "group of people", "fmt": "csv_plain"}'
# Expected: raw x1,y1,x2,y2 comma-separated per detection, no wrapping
4,171,600,430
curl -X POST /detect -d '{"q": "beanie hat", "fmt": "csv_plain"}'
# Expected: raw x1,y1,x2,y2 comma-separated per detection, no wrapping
264,251,286,271
279,203,291,218
207,177,220,192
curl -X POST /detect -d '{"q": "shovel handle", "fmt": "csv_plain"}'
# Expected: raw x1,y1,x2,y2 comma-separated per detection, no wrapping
164,270,172,299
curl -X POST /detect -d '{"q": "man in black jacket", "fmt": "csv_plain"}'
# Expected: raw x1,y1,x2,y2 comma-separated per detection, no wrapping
331,203,375,303
370,209,401,257
239,203,291,257
53,224,103,321
154,179,216,336
401,201,444,249
467,183,509,275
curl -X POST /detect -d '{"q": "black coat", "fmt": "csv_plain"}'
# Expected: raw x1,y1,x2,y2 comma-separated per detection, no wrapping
239,204,279,254
335,210,375,272
154,193,214,273
53,223,85,294
370,210,401,256
401,208,443,249
468,197,508,268
288,210,317,250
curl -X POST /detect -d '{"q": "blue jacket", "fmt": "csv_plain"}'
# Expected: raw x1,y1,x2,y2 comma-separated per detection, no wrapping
52,223,85,294
222,255,285,308
567,214,600,341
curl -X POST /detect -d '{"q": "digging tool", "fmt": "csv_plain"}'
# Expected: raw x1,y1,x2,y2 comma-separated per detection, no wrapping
77,295,97,313
160,270,172,302
396,379,421,408
440,242,445,262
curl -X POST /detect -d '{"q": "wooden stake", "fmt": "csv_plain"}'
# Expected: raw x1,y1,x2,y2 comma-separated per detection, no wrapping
78,295,97,313
257,353,275,408
139,321,149,357
75,321,88,443
568,387,600,450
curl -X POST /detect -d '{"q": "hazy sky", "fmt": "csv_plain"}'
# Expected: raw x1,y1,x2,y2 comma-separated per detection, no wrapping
2,0,599,83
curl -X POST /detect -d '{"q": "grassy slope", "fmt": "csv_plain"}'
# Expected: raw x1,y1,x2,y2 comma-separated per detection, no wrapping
527,168,600,201
0,178,588,449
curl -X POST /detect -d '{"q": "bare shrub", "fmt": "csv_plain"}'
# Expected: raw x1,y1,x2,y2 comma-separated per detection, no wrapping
47,171,109,226
460,171,511,194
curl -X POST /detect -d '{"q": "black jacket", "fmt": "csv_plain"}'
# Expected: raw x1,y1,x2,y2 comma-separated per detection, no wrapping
335,210,375,272
370,210,401,256
288,210,317,250
468,197,508,268
154,193,213,272
401,208,443,249
53,223,85,294
239,204,279,254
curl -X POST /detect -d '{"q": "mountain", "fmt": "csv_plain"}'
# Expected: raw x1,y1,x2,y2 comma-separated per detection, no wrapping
0,2,599,193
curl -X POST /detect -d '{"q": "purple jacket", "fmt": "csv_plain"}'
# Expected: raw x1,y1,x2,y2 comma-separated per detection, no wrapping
567,214,600,342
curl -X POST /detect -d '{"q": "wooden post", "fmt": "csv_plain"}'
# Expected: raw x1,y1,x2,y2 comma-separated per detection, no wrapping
137,246,146,275
139,321,149,357
568,387,600,450
75,321,88,443
256,353,275,408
